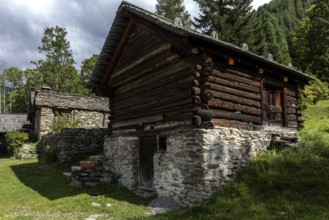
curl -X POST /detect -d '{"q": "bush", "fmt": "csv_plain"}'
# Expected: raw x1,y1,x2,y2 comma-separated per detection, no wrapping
5,131,29,157
50,111,81,132
300,80,329,109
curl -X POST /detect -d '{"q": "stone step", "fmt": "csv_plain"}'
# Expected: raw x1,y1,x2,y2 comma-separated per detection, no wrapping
63,171,72,177
80,160,97,170
89,155,104,162
71,166,82,172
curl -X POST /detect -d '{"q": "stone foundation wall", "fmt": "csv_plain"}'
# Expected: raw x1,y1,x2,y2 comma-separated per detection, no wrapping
103,126,298,207
41,128,108,162
153,128,291,206
103,136,139,190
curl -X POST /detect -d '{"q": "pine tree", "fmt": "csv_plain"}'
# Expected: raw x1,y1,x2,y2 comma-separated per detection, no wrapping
254,10,291,64
306,0,329,81
193,0,255,48
155,0,190,26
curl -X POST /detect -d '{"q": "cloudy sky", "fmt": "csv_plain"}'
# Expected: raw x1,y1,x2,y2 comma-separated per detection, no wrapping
0,0,271,71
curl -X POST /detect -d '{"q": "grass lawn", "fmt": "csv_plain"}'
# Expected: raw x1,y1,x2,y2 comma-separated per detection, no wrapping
1,100,329,219
0,158,152,220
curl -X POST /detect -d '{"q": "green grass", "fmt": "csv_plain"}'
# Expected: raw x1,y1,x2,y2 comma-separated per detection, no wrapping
0,159,152,220
1,101,329,219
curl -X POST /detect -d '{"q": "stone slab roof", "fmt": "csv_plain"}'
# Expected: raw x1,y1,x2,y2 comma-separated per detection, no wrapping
89,1,315,88
32,90,110,112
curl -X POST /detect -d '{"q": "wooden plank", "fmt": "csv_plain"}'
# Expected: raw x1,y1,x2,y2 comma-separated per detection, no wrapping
111,44,171,79
208,99,261,116
206,90,261,108
197,109,262,124
112,115,164,129
282,88,288,127
203,82,261,100
212,69,260,87
101,18,135,85
287,108,296,114
269,106,282,113
207,76,260,93
211,118,256,130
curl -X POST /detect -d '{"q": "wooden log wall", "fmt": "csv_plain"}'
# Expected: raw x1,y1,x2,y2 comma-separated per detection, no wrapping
192,57,262,130
109,27,194,129
286,88,303,129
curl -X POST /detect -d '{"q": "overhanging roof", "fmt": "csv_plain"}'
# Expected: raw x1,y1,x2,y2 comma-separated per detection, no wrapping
89,1,315,88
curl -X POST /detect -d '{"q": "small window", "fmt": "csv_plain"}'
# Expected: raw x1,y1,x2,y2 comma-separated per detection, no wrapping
158,136,167,151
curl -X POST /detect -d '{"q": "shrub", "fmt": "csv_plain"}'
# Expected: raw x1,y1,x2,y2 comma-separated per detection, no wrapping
300,80,329,109
5,131,29,157
50,111,81,132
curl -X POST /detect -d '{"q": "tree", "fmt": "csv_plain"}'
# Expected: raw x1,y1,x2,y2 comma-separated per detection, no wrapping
156,0,190,26
290,0,329,81
193,0,258,52
80,54,99,84
32,26,79,93
306,0,329,81
255,10,291,64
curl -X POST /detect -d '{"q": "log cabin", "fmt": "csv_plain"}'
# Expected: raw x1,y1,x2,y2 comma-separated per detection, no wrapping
89,2,314,207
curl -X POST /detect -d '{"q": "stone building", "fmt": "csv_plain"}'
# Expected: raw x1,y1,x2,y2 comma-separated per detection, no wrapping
30,88,110,139
89,2,314,207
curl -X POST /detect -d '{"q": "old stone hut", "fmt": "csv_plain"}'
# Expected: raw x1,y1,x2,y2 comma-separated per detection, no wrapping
30,88,110,139
89,2,314,207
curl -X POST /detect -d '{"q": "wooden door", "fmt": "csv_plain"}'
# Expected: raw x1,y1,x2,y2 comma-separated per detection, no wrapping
139,136,157,189
262,87,283,125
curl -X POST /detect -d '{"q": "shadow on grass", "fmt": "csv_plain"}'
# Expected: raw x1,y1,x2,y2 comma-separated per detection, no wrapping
10,159,152,206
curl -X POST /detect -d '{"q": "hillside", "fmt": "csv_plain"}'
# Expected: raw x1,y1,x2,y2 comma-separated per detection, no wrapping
258,0,315,35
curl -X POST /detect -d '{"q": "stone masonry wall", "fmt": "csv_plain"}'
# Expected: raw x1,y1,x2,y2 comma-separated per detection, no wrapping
153,127,298,207
103,135,139,190
41,128,108,162
0,114,29,133
103,126,298,207
31,90,110,139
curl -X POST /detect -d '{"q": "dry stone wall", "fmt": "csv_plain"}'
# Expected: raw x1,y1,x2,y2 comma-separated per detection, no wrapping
103,135,139,190
103,126,298,207
41,128,108,162
0,114,29,132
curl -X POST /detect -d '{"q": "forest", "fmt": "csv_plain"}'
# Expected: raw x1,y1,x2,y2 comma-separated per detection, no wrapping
0,0,328,113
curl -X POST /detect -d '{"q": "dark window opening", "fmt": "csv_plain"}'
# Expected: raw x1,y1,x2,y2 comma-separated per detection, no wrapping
158,136,167,151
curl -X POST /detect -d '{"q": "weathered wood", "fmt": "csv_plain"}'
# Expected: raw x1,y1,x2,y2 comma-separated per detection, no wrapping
212,69,260,87
115,70,193,100
207,76,261,93
112,115,164,129
208,99,261,116
269,106,282,113
111,44,171,79
114,96,191,117
113,104,194,121
114,61,192,95
192,115,202,126
288,114,297,121
287,107,296,114
101,18,135,85
211,118,256,130
197,109,262,124
286,90,296,97
111,51,178,86
286,96,297,102
287,121,298,128
193,96,202,105
205,90,261,108
282,88,288,127
203,82,261,100
191,87,201,95
193,80,200,86
260,80,264,125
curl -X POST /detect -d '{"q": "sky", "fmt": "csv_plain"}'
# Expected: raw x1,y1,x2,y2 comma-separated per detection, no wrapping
0,0,271,71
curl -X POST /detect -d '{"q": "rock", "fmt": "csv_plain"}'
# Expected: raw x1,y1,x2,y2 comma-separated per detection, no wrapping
91,202,101,207
63,171,72,177
69,179,82,187
85,182,98,187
